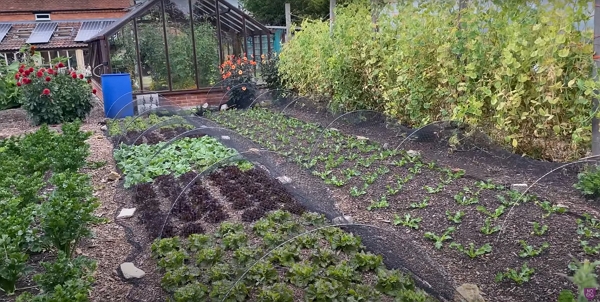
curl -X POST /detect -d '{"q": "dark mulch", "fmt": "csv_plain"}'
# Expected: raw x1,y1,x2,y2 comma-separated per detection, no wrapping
207,102,600,302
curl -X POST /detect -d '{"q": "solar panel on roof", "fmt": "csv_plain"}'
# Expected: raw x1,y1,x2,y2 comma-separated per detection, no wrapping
0,24,11,43
74,21,114,42
26,22,57,44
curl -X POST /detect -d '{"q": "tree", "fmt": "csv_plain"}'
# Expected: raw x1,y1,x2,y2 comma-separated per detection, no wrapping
239,0,348,26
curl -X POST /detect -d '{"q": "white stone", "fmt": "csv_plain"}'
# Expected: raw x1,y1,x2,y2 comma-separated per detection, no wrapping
407,150,421,157
277,176,292,184
510,184,528,193
202,103,209,109
120,262,145,279
100,125,107,131
332,215,354,224
117,208,136,219
221,135,231,140
456,283,485,302
220,104,229,111
356,136,369,140
106,171,121,181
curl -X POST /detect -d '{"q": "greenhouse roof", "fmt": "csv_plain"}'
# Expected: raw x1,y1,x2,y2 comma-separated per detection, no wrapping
86,0,271,43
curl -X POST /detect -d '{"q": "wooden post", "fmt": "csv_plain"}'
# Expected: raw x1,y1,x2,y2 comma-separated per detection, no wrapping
593,0,600,155
285,3,291,42
330,0,336,35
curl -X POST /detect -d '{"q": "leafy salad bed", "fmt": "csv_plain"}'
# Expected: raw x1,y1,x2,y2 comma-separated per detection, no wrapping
106,114,197,145
108,117,436,301
205,108,596,301
151,210,434,302
114,135,248,188
0,122,101,301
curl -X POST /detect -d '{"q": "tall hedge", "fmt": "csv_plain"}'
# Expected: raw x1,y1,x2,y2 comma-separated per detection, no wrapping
279,0,597,161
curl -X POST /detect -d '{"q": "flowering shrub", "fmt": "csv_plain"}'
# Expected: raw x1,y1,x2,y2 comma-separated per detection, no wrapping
220,54,257,109
16,47,94,125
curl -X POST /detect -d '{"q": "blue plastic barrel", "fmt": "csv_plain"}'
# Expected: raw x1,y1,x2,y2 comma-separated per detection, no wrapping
101,73,134,118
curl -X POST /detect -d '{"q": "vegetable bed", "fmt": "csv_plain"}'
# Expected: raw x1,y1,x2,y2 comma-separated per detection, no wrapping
0,122,100,301
203,107,595,301
109,117,437,301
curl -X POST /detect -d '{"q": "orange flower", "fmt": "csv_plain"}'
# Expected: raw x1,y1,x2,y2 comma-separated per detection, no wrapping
238,70,242,75
242,86,247,91
226,71,232,78
231,65,236,70
250,61,256,66
237,59,241,65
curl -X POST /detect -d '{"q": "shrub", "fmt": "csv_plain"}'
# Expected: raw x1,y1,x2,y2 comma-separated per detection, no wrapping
220,55,258,109
279,0,598,161
17,48,94,125
575,165,600,197
0,73,21,110
259,52,289,102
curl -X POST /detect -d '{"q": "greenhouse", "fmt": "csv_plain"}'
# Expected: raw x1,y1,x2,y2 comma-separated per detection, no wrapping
86,0,272,94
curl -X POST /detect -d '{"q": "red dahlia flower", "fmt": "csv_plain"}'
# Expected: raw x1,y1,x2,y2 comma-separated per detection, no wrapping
42,88,51,95
45,76,51,82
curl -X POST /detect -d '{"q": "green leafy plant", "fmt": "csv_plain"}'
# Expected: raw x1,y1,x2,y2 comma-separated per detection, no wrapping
286,262,316,287
326,261,360,284
256,283,294,302
393,214,422,229
536,201,567,218
114,136,238,188
367,195,389,210
351,251,383,271
33,251,97,293
559,258,600,302
172,282,209,302
350,185,368,197
40,172,100,257
305,278,343,301
454,187,479,205
446,210,465,223
575,165,600,197
531,222,549,236
410,197,429,209
518,240,549,258
424,227,456,250
450,242,492,259
480,218,502,235
0,235,29,295
247,261,279,286
375,268,415,296
476,205,506,219
495,263,535,286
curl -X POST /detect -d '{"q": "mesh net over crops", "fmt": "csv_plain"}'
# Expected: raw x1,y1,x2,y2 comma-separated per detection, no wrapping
102,89,598,301
104,102,464,301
